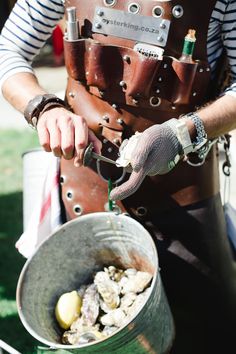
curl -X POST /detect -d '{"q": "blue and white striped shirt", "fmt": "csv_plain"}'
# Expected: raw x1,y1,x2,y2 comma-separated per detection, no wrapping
0,0,236,96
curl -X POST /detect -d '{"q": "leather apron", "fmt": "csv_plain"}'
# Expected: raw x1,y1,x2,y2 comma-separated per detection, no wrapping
61,0,219,221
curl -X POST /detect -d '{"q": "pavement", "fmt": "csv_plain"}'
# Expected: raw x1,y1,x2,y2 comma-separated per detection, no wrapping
0,65,67,129
0,64,236,208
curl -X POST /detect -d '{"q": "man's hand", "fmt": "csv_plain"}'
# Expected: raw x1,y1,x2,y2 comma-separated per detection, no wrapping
110,120,182,201
37,107,102,167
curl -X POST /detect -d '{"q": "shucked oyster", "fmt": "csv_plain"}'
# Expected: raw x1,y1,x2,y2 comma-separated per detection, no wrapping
94,271,120,310
119,270,152,295
80,284,100,326
104,266,124,282
63,323,105,345
125,288,151,321
100,308,127,327
120,292,137,314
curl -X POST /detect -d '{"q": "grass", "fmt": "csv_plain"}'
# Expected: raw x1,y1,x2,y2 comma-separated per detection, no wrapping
0,129,42,353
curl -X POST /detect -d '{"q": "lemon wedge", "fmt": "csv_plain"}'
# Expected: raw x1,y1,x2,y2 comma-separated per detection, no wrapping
55,290,82,329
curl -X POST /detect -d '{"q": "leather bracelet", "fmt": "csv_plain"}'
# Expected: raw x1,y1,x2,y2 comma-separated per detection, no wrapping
24,94,67,129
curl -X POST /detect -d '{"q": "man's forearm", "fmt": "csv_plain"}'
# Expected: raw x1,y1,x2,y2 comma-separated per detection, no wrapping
198,95,236,138
182,95,236,141
2,72,47,114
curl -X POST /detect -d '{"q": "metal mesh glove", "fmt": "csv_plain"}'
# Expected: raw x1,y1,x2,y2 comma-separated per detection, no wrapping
110,119,182,201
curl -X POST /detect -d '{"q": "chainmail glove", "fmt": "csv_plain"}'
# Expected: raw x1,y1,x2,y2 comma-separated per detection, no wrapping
110,119,183,201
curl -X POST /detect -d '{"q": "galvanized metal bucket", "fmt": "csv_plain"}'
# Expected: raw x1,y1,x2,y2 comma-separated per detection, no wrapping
17,212,175,353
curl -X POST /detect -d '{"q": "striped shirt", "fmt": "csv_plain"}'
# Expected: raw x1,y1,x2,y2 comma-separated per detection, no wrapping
0,0,236,97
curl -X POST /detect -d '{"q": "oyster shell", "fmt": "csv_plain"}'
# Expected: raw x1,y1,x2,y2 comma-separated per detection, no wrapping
102,325,119,336
100,308,126,327
120,292,137,314
120,270,152,295
94,271,120,310
81,284,100,326
63,324,105,345
104,266,124,282
126,288,151,321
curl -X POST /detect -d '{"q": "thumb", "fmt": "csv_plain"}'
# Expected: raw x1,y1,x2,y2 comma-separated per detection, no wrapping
110,168,146,201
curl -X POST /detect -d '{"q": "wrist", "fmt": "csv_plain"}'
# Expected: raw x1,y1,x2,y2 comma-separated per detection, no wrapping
182,112,208,151
24,94,67,129
183,118,196,140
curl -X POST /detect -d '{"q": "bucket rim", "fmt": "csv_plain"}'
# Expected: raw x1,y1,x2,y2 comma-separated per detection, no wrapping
21,147,44,158
16,212,159,349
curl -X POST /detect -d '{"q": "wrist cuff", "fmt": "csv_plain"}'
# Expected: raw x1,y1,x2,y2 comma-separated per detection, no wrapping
183,112,208,151
24,94,66,129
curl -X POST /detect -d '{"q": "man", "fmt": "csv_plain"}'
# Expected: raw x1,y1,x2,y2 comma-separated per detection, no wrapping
0,0,236,353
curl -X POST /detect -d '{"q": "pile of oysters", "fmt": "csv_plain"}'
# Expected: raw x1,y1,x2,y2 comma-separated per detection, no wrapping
55,266,153,345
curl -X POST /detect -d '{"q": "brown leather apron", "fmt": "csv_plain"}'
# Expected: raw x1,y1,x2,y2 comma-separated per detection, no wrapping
61,0,219,221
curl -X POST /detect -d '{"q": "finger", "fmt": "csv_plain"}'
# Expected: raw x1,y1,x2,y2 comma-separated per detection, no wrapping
37,122,51,152
47,120,62,157
59,116,75,160
88,129,102,154
74,116,88,166
110,168,146,201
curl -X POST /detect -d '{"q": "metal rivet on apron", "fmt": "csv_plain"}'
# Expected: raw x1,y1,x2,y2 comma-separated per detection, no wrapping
66,191,73,200
171,105,176,110
163,63,168,69
192,92,197,96
156,88,161,94
102,115,110,122
103,138,108,144
97,9,104,16
172,5,184,18
199,68,204,73
136,206,148,217
60,176,65,184
128,3,141,14
103,0,117,7
132,98,139,105
150,96,161,107
152,6,164,18
117,118,124,125
95,23,102,29
123,55,131,63
113,138,120,145
160,20,166,29
112,103,118,109
108,147,113,153
73,204,83,216
119,81,127,89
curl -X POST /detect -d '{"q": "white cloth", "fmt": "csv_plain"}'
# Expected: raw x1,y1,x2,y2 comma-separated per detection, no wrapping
16,154,62,258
